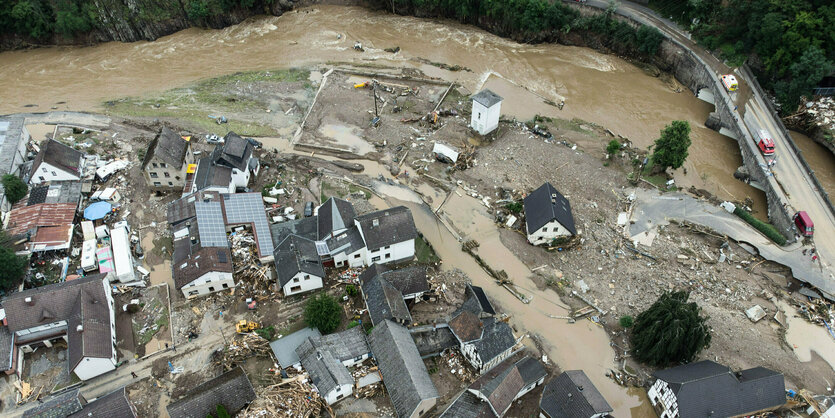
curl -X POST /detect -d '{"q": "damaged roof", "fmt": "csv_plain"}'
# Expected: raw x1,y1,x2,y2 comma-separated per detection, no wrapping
449,310,483,343
369,320,439,418
270,216,318,245
523,182,576,236
222,193,274,258
306,326,370,363
540,370,612,418
317,197,357,240
325,225,365,257
69,387,137,418
6,201,77,251
269,327,322,368
166,367,256,418
31,139,83,177
438,391,493,418
652,360,785,418
0,326,12,373
296,338,354,397
471,318,516,366
213,132,253,172
24,388,85,418
274,234,325,287
191,156,233,192
363,275,412,326
26,181,82,206
360,264,429,297
355,206,417,251
143,127,189,169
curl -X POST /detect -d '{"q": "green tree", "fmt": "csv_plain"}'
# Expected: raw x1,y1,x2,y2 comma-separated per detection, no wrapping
774,46,833,110
304,293,342,334
2,174,28,204
10,0,54,39
606,139,621,156
619,315,634,328
54,0,92,37
0,230,27,291
651,121,691,171
345,284,358,297
630,291,711,366
215,404,231,418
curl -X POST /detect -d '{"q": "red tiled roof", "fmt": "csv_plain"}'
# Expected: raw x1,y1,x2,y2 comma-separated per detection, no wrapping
7,202,76,250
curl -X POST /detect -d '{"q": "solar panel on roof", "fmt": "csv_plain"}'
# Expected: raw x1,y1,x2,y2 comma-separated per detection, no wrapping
217,250,228,263
195,201,228,247
222,193,274,256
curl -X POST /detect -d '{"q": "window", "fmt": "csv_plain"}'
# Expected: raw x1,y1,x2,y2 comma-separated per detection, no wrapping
290,286,301,292
42,167,47,172
222,283,229,289
160,163,167,168
354,355,363,361
208,286,215,292
153,182,161,186
336,393,344,400
385,253,391,259
335,387,341,392
38,176,45,182
354,254,361,259
168,182,173,186
152,163,158,168
384,245,390,249
176,176,181,180
304,275,310,280
293,278,300,283
51,171,57,176
164,172,170,178
150,172,158,178
372,256,381,262
188,290,198,296
477,112,481,119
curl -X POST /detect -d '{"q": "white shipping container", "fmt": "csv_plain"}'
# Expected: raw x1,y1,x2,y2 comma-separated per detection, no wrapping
111,226,135,283
81,240,98,272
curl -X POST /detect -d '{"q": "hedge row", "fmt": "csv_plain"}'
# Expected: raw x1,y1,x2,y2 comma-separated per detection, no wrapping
733,207,787,246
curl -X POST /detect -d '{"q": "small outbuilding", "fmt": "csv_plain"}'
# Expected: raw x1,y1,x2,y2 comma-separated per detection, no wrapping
470,89,503,136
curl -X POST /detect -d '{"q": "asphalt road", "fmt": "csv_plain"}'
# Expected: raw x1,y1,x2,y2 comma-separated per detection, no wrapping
570,0,834,291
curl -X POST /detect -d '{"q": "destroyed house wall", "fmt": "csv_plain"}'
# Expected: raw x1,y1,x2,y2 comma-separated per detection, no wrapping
181,271,235,298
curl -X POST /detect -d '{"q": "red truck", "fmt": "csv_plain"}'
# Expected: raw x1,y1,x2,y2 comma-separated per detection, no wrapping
794,211,814,237
756,130,775,155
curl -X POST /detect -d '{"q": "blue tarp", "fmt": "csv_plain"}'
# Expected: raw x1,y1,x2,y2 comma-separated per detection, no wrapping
84,201,112,220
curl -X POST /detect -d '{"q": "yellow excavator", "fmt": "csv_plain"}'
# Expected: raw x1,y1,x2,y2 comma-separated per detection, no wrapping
236,320,261,334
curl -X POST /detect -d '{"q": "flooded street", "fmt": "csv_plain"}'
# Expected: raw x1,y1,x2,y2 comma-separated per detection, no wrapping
0,5,825,209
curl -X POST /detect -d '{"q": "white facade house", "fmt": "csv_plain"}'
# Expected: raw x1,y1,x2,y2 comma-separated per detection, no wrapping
648,378,678,418
275,235,326,296
29,139,84,184
354,206,418,266
141,127,194,191
281,271,324,297
470,89,503,136
523,182,577,245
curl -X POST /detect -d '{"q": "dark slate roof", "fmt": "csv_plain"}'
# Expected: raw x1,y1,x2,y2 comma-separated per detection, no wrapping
325,225,365,257
363,275,411,326
359,263,390,286
308,326,370,363
317,197,357,240
523,182,576,236
439,391,493,418
468,285,496,315
449,310,483,343
191,157,232,192
269,327,322,368
31,139,83,177
69,387,137,418
27,182,82,206
296,338,354,396
274,235,325,287
540,370,612,418
369,320,439,418
516,356,547,387
143,127,189,169
412,326,459,358
270,216,318,246
652,360,785,418
3,274,114,370
23,388,85,418
381,266,429,296
472,89,503,108
172,242,234,290
472,318,516,366
355,206,417,251
166,367,256,418
0,326,13,372
213,132,253,172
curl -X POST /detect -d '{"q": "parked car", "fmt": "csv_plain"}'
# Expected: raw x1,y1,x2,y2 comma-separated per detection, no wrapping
304,202,315,217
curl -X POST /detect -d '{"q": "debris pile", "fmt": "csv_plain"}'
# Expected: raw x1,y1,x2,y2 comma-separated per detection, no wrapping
213,333,272,371
440,349,477,383
231,230,273,296
788,96,835,132
242,379,332,418
797,298,835,335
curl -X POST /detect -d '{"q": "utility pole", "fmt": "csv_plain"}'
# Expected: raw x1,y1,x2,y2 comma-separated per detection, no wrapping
373,80,379,117
219,325,228,345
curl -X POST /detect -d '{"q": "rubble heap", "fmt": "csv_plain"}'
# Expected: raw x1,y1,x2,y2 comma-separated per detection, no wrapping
242,379,332,418
213,333,272,371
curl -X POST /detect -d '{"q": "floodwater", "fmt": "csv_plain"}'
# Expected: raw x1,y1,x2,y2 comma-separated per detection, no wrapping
790,130,835,198
777,301,835,372
0,4,825,210
142,231,174,288
318,123,375,155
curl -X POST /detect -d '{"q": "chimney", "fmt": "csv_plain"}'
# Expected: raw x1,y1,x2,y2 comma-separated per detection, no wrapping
76,325,83,332
191,236,197,245
578,385,584,391
372,219,379,227
24,297,33,306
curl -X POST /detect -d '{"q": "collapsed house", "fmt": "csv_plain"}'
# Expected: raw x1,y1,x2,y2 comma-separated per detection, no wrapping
166,367,256,418
0,273,117,381
141,126,194,192
440,352,547,417
187,132,259,195
523,182,576,245
167,191,274,298
447,285,516,374
6,181,82,254
648,360,786,418
539,370,613,418
360,264,430,326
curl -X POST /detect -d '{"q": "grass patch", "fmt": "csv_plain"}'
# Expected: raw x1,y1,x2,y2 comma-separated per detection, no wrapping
153,234,174,258
733,207,787,245
348,184,372,200
532,115,595,135
415,234,440,264
135,304,169,346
